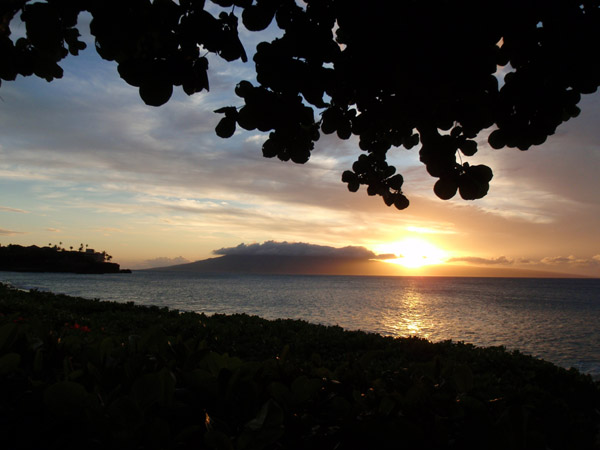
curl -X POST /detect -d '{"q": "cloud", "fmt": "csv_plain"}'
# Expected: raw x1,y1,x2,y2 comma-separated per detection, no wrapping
375,253,398,260
541,255,576,265
0,206,28,213
135,256,191,269
213,241,377,259
1,18,599,272
45,228,61,232
0,228,25,236
517,257,535,264
447,256,513,265
540,255,600,267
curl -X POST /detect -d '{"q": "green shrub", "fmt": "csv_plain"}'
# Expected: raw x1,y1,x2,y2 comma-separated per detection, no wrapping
1,283,599,449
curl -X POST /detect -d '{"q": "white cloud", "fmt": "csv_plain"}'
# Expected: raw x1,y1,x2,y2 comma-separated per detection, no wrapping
0,15,599,268
0,206,28,213
0,229,25,236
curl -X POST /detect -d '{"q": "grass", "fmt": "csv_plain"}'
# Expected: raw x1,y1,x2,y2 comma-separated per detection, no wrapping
1,282,599,449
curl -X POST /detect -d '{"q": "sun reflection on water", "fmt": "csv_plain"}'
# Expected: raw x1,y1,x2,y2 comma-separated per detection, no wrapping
382,287,431,339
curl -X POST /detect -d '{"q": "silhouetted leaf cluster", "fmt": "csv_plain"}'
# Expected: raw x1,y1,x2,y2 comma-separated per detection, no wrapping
2,0,600,208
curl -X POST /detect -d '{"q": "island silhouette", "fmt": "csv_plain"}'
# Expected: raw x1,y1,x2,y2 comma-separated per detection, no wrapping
0,244,130,274
148,252,581,278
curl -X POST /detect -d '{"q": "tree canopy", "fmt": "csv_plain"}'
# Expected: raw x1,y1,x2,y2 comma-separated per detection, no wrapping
2,0,599,209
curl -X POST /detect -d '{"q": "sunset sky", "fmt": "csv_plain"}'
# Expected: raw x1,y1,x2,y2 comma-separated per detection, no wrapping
1,15,599,277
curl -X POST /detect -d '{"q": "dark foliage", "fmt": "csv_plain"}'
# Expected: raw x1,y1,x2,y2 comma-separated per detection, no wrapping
2,1,600,207
1,283,599,449
0,244,126,273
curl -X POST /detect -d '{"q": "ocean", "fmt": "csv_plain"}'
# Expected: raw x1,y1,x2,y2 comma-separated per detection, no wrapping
1,270,599,378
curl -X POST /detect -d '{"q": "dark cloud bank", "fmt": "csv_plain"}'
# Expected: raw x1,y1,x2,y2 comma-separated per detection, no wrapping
213,241,382,259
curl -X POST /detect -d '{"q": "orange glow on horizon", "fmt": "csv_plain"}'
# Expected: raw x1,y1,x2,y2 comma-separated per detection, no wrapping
374,238,448,269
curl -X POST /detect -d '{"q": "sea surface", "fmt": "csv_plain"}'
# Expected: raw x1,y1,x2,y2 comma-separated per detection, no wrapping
1,270,599,378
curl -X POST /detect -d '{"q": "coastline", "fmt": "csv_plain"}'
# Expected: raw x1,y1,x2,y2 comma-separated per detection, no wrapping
1,282,599,449
1,270,599,379
0,244,131,274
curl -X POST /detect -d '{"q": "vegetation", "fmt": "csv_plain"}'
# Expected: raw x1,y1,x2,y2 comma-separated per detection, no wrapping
1,282,598,449
0,244,126,273
2,1,600,208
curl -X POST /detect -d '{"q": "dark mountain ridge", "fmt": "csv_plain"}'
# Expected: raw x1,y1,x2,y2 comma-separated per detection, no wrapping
148,254,585,278
148,254,401,276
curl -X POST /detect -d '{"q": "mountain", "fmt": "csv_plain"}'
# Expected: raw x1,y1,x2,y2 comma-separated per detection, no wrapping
148,254,587,278
147,254,403,276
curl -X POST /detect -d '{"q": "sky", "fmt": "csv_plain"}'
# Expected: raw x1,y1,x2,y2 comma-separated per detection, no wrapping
1,12,599,277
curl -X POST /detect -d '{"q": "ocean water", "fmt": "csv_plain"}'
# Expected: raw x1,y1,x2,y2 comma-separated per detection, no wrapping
1,270,599,378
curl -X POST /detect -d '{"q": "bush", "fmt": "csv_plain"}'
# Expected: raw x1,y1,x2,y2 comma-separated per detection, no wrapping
1,283,598,449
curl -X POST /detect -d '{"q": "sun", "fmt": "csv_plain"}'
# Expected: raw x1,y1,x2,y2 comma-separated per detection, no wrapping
375,238,447,269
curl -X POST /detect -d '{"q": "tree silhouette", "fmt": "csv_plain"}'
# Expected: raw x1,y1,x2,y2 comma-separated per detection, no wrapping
2,0,599,209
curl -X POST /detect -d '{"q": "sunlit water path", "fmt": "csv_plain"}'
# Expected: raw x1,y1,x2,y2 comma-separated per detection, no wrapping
2,271,599,378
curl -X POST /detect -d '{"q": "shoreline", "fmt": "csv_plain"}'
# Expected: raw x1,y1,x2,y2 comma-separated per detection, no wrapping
1,273,598,380
1,283,599,448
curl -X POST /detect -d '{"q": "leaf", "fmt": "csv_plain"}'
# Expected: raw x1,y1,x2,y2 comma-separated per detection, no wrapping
238,400,284,449
378,396,396,416
214,106,237,115
488,129,506,149
459,139,478,156
216,117,236,138
470,164,493,182
321,108,339,135
0,352,21,375
139,82,173,107
337,122,352,139
453,364,474,393
433,177,458,200
117,60,146,87
291,376,322,404
394,194,410,210
458,174,488,200
204,430,234,450
387,174,404,190
382,191,395,206
347,181,360,192
244,399,283,431
242,5,275,32
234,80,253,98
132,372,164,409
108,395,144,430
262,138,279,158
267,382,290,406
43,381,88,417
341,170,357,184
0,323,18,351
